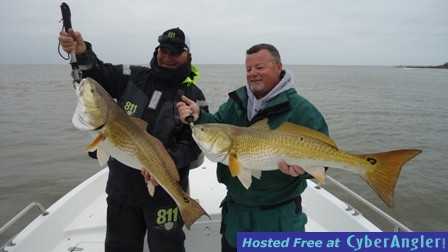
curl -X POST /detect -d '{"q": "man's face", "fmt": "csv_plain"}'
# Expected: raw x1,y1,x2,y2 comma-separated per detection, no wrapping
245,49,282,99
157,47,190,69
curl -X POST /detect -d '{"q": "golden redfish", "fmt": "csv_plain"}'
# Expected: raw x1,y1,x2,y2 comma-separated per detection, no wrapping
72,77,208,229
192,120,421,208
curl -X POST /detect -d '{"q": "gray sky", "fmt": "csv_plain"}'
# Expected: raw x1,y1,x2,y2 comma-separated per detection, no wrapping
1,0,447,65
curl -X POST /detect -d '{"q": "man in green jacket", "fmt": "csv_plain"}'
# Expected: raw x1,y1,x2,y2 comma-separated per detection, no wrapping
177,43,329,252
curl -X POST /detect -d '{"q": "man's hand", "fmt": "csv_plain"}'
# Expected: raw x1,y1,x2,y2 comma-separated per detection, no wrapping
141,168,159,186
58,28,87,55
176,95,200,124
278,160,305,177
141,168,159,196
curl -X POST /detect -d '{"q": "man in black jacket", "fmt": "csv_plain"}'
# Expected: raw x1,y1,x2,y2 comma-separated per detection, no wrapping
59,27,208,252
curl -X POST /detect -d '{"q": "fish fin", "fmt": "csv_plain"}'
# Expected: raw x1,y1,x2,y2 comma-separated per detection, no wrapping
147,181,155,197
228,153,252,188
359,149,422,208
304,166,326,184
178,194,209,230
130,116,149,130
228,153,241,177
251,170,262,180
276,122,337,148
237,170,253,189
96,147,110,167
85,134,105,152
249,118,270,130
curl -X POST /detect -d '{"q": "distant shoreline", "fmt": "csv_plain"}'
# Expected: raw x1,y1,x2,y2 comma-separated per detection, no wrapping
397,63,448,69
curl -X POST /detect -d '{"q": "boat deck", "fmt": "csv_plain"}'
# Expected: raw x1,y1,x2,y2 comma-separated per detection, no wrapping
3,159,381,252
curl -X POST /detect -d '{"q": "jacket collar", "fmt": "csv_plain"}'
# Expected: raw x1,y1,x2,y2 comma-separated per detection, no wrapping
229,87,293,124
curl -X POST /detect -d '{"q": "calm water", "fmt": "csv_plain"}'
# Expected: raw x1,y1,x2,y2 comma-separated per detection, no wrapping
1,64,447,244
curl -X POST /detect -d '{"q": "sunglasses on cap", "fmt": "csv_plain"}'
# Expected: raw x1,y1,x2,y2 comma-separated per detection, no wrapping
158,35,188,50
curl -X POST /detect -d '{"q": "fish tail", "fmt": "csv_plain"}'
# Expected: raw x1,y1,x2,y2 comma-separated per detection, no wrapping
179,195,209,230
360,149,421,208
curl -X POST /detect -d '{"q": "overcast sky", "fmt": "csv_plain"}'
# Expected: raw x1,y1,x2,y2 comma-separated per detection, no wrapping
1,0,447,66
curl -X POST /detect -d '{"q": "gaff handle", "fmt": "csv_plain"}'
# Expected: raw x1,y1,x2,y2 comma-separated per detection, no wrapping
60,2,81,84
177,90,195,128
60,3,72,32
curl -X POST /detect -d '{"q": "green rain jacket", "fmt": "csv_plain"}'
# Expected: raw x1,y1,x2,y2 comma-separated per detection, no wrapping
197,69,329,247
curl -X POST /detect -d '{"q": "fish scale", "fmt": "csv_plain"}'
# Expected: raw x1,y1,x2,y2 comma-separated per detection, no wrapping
192,122,421,208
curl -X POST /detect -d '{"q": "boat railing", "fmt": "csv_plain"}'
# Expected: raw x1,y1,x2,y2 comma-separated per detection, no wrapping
0,202,49,252
317,175,412,232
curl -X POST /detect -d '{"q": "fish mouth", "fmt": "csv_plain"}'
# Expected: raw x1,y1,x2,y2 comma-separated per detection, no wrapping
192,133,228,163
192,133,214,154
192,133,207,151
206,152,229,163
195,139,228,162
72,105,95,131
75,79,86,97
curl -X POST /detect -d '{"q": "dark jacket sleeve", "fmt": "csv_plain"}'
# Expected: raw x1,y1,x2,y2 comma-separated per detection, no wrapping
76,42,130,98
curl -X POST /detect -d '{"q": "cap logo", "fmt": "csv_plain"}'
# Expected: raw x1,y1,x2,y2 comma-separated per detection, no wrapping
167,32,176,38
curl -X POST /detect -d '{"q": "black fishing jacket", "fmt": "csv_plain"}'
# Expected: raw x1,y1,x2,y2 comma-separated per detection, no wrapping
77,42,208,204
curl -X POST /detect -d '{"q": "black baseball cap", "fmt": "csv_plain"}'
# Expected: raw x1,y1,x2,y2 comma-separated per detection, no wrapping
158,27,191,55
